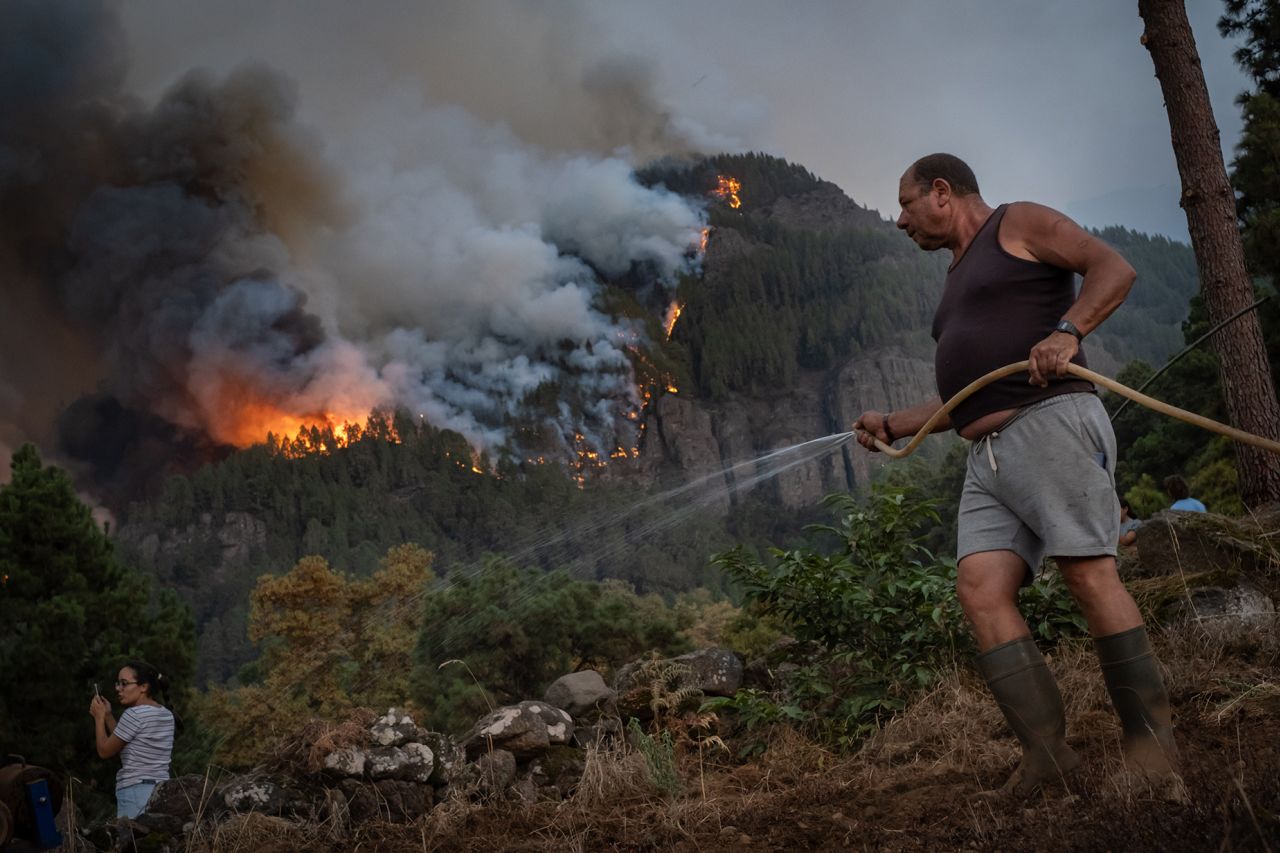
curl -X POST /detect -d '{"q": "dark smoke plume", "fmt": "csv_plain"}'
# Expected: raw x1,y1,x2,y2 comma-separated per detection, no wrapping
0,1,708,500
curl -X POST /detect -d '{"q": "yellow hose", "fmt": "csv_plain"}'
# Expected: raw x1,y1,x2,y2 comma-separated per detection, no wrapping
859,360,1280,458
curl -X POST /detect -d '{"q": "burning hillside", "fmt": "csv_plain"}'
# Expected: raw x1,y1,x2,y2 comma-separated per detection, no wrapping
0,2,718,495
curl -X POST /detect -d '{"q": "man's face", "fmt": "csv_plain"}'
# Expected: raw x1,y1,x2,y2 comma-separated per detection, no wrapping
895,171,948,251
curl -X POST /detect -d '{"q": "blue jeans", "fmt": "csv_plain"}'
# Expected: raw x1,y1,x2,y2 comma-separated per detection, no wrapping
116,781,158,818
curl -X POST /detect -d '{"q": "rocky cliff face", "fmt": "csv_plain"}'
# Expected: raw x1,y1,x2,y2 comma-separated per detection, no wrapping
613,174,949,510
629,346,946,511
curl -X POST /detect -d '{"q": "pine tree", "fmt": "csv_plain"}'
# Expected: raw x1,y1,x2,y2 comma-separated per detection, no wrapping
0,445,194,786
1140,0,1280,506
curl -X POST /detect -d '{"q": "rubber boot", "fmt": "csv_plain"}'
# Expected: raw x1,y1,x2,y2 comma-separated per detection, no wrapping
975,636,1080,797
1095,625,1181,788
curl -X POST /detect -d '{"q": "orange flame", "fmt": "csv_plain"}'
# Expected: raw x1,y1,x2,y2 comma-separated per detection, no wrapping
698,227,709,254
713,175,742,209
663,301,684,339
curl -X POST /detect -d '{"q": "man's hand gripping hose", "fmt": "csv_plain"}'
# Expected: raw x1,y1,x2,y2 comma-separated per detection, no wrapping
855,360,1280,459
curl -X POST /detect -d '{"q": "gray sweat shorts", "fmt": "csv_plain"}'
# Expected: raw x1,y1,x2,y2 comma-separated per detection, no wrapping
956,392,1120,584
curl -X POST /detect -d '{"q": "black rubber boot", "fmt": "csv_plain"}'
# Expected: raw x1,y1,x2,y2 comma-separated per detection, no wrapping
1094,625,1180,782
976,636,1080,797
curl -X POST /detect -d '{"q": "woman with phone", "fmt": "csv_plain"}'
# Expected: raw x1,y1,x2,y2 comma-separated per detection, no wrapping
87,661,175,818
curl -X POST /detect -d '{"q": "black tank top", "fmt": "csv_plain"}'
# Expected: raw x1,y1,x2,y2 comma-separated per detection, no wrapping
931,204,1093,431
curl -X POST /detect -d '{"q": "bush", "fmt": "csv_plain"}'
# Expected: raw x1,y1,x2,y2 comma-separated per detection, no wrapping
710,484,1086,750
711,486,968,747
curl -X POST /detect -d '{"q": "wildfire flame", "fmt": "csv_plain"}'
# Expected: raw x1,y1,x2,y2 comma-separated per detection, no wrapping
713,175,742,209
698,227,709,254
663,301,684,339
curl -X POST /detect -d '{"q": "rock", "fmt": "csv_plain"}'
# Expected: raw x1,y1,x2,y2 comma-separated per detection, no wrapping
323,747,367,778
510,777,539,803
573,717,623,747
544,671,616,718
402,743,436,783
461,701,574,759
608,346,941,512
615,648,744,718
1180,580,1276,629
338,779,379,824
372,780,433,822
528,745,586,797
475,749,517,796
133,811,186,838
367,746,407,780
677,648,743,696
146,774,220,821
653,394,730,514
833,349,943,491
223,779,289,815
417,732,464,786
370,708,419,747
1134,511,1271,579
367,743,435,782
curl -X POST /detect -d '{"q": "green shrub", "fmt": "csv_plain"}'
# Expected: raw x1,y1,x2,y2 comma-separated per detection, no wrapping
626,718,681,798
710,484,1086,750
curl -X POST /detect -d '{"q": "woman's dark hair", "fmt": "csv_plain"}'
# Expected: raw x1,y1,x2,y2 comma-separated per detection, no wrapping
120,660,169,700
1119,495,1134,515
1163,475,1190,501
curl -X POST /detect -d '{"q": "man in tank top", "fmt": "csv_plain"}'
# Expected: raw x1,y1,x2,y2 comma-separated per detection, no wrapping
854,154,1182,800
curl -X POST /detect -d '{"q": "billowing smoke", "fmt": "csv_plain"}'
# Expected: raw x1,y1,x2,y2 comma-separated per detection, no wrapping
0,0,719,495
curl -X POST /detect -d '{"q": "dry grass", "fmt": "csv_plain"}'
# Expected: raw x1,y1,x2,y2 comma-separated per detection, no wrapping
168,616,1280,851
187,812,311,853
260,707,378,775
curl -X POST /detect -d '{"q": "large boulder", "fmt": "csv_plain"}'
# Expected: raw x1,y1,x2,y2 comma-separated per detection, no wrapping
1134,510,1273,580
145,774,222,822
461,702,573,759
615,648,743,719
543,671,616,719
1125,508,1280,632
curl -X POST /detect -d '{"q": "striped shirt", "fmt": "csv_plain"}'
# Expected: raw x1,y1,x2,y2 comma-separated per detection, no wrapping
114,705,174,791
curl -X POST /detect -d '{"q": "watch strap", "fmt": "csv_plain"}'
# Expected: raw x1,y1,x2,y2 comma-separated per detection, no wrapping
1055,319,1084,341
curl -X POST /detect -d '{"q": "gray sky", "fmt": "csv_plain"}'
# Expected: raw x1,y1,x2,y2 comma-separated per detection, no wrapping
119,0,1251,241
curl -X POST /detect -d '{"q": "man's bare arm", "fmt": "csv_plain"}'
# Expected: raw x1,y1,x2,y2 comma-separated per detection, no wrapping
854,396,950,451
1002,202,1136,386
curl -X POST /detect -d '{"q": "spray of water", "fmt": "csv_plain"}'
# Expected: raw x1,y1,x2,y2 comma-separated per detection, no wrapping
399,432,858,661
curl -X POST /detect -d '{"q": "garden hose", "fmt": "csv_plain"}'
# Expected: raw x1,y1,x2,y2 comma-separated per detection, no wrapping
855,360,1280,458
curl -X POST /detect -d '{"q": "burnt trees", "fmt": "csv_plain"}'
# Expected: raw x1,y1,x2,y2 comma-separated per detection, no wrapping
1139,0,1280,507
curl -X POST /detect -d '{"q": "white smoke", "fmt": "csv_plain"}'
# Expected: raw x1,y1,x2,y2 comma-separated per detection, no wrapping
290,90,705,454
2,0,726,477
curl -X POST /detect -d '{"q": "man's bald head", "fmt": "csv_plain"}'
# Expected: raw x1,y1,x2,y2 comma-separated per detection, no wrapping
906,153,980,197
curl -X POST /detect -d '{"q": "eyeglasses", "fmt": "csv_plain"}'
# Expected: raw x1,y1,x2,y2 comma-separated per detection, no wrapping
114,680,139,688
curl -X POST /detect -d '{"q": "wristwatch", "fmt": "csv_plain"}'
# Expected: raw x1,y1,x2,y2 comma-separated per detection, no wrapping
1054,319,1085,341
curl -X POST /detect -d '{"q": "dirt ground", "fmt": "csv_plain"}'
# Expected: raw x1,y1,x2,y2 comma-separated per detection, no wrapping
406,632,1279,853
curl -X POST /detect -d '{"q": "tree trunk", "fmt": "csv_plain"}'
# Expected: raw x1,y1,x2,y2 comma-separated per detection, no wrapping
1139,0,1280,507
